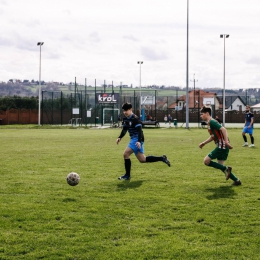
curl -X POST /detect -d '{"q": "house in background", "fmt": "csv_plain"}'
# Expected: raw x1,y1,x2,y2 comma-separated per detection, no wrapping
251,103,260,112
218,96,246,111
169,90,220,110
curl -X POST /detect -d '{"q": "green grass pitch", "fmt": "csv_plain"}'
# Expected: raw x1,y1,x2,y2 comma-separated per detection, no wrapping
0,126,260,259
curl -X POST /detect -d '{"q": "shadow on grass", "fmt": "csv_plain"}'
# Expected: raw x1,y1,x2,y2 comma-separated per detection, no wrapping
117,180,143,190
205,185,236,200
62,197,77,202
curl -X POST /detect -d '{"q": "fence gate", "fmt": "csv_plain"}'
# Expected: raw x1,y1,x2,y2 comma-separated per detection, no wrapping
103,108,119,125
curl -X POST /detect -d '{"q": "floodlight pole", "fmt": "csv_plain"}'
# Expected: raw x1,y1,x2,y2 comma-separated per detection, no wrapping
185,0,189,129
220,34,229,127
37,42,44,126
137,61,143,117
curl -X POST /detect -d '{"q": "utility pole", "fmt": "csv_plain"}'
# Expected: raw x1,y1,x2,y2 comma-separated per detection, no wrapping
190,74,198,108
220,34,229,127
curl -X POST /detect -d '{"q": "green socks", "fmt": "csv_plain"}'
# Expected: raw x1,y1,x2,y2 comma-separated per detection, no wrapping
208,161,226,171
208,161,238,181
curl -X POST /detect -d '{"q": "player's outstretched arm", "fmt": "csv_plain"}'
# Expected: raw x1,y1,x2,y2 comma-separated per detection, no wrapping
199,136,213,149
117,128,127,145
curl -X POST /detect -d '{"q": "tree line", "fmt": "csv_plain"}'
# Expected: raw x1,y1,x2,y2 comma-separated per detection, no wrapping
0,96,74,111
0,96,38,111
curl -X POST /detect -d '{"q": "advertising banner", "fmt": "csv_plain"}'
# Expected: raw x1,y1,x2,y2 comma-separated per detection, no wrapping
96,93,119,104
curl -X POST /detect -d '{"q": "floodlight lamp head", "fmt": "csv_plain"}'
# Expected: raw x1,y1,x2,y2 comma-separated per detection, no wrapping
226,35,229,38
220,35,223,38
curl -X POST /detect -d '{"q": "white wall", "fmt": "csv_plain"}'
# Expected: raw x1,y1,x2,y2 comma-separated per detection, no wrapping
226,98,246,111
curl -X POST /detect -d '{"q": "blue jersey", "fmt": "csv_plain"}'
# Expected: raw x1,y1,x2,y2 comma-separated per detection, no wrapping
245,112,254,126
119,113,144,142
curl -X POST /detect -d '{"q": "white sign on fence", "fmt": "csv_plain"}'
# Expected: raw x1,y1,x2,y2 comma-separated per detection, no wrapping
141,96,155,105
72,108,79,115
87,110,91,118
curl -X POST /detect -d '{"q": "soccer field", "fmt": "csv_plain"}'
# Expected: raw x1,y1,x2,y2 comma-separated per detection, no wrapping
1,127,259,259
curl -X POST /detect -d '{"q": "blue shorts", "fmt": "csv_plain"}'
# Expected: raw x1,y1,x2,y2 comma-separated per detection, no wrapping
128,139,144,155
242,125,254,135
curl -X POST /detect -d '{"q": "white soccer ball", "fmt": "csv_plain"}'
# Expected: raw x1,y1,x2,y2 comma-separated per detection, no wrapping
66,172,80,186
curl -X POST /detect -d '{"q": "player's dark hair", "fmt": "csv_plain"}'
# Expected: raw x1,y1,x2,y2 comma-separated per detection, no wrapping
200,105,212,116
122,102,132,111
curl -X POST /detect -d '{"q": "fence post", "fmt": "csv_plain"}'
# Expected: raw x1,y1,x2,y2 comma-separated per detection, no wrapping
155,90,157,120
61,91,63,125
95,79,96,127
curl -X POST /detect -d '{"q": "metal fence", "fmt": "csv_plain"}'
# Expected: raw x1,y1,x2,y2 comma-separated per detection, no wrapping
41,88,260,126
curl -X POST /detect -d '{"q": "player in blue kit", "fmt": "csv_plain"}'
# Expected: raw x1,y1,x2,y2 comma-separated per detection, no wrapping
116,102,170,180
242,105,255,147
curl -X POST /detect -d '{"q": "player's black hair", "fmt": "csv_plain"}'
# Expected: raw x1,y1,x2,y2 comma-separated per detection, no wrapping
200,105,212,116
122,102,132,111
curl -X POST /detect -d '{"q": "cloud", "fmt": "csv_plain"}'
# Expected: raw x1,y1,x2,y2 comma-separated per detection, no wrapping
0,35,35,51
47,52,61,60
62,9,71,15
89,32,101,43
24,19,41,27
246,56,260,65
0,36,12,47
140,46,168,61
0,0,7,5
123,35,139,42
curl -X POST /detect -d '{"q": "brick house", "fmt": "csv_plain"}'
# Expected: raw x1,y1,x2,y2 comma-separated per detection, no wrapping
169,90,220,110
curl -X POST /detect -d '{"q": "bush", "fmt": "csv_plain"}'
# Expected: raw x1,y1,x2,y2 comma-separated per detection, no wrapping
0,96,38,111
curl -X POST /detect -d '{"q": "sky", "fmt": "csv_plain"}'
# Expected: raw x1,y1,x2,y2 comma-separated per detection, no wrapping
1,0,260,89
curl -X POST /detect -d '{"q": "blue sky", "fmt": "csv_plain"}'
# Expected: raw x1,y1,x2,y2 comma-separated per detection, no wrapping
1,0,260,89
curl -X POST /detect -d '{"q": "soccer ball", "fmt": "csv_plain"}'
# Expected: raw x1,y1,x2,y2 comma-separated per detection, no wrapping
66,172,80,186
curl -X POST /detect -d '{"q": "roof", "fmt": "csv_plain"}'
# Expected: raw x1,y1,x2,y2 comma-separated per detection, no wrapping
251,103,260,108
218,96,246,108
168,89,217,109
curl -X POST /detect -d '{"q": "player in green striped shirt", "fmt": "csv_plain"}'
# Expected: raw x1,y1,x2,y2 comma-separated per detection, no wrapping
199,106,241,186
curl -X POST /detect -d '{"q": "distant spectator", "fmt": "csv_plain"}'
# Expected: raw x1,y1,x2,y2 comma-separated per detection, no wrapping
164,115,167,124
167,114,172,127
146,114,152,121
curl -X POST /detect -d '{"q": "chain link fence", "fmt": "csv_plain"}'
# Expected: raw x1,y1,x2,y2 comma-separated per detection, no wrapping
41,88,260,125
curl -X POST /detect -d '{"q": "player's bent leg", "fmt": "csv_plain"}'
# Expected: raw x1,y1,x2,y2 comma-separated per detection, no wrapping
136,152,146,163
203,156,211,166
205,156,227,173
217,160,232,180
217,160,224,165
123,147,134,159
136,153,170,167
